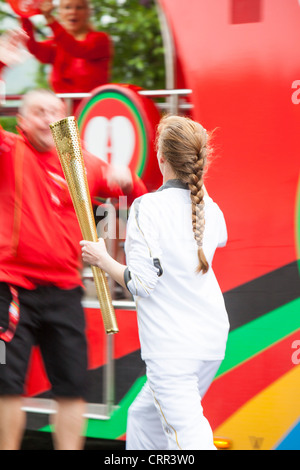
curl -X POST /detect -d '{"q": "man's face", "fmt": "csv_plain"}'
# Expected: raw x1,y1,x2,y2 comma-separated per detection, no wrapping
18,93,65,152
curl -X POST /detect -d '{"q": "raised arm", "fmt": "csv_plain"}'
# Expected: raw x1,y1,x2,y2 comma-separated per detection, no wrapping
40,0,111,60
21,18,55,64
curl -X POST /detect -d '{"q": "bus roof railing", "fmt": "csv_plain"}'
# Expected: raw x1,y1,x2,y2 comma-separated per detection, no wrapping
0,88,193,116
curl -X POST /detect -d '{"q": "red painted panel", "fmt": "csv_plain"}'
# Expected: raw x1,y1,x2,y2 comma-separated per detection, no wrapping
85,307,140,370
158,0,300,292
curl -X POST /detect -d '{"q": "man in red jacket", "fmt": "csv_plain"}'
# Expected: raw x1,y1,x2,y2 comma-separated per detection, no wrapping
0,62,146,449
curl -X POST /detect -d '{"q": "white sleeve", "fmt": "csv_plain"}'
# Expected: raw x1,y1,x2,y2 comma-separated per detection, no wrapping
124,197,163,298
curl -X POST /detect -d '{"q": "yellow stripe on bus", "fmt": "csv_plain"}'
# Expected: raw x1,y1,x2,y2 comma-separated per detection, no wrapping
214,366,300,450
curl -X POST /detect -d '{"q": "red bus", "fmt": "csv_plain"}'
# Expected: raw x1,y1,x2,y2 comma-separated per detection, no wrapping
1,0,299,451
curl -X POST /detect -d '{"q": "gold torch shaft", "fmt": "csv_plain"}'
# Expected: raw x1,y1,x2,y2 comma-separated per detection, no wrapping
50,116,118,334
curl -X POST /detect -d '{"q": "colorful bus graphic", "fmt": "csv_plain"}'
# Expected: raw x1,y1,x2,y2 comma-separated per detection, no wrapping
1,0,299,451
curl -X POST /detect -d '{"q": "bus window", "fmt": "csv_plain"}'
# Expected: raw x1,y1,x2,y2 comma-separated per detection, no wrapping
231,0,262,24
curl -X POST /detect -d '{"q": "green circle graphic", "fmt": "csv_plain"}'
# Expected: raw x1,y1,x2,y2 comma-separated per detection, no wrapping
77,89,147,177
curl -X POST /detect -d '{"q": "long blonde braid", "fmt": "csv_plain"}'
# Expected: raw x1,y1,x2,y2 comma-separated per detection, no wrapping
156,115,209,274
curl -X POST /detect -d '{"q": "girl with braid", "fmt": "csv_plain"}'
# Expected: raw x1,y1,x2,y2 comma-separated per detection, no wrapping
80,115,229,450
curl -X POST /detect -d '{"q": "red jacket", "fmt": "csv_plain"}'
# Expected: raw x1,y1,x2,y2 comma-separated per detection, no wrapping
0,126,146,289
21,18,112,93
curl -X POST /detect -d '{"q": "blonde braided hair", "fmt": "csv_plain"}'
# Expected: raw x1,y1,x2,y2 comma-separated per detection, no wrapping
156,115,209,274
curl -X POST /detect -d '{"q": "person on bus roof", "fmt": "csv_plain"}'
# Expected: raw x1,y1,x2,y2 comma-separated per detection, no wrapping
21,0,112,97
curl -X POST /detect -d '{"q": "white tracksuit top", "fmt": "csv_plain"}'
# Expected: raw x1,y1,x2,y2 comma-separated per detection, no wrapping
124,179,230,361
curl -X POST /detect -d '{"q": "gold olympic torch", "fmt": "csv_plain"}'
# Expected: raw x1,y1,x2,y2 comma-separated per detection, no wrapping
50,116,119,335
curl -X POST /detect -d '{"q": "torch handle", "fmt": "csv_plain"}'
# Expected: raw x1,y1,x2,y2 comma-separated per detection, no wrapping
91,264,119,334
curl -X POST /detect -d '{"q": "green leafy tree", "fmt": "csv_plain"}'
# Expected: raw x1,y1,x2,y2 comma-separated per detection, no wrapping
93,0,165,90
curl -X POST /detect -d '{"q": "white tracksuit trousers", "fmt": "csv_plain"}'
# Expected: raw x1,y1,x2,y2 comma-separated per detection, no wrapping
126,358,221,450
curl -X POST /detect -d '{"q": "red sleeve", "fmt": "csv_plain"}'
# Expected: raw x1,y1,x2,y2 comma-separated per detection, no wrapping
0,124,4,147
0,126,18,175
85,151,123,200
0,62,4,74
126,170,148,204
21,18,55,64
0,125,16,147
49,21,111,60
0,124,7,147
84,151,147,205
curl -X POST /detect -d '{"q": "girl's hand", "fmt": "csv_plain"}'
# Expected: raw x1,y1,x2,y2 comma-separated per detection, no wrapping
80,238,109,270
80,238,127,288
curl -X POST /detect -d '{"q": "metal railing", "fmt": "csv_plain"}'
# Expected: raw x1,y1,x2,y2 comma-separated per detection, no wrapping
0,88,192,117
